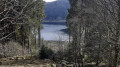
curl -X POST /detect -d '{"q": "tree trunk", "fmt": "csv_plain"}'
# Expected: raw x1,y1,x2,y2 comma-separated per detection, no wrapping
28,26,31,54
38,25,41,49
21,26,25,56
35,35,37,49
113,46,119,67
96,33,101,67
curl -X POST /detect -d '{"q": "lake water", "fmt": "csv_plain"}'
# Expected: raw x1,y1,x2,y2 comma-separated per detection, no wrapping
41,22,69,41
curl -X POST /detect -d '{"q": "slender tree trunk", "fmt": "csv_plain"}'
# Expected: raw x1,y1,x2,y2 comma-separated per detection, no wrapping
108,45,112,67
21,26,25,55
38,25,41,49
35,35,37,49
69,30,71,43
113,46,119,67
28,36,32,56
96,33,101,67
28,26,31,54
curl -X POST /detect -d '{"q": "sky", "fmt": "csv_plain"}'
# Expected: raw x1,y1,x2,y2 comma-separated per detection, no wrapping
44,0,57,2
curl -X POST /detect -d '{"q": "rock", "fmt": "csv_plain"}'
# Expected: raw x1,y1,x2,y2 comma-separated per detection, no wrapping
52,64,56,67
8,57,14,60
66,64,74,67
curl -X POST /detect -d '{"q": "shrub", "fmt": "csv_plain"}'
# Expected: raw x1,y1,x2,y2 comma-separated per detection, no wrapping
39,45,54,59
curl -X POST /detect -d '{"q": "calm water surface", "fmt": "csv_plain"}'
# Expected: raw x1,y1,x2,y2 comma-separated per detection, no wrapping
41,22,69,41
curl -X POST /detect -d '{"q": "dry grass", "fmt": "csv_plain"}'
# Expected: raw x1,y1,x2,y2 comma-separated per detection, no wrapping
0,56,56,67
0,41,29,57
44,40,68,52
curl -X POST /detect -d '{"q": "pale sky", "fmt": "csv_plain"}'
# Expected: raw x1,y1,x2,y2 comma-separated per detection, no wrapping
44,0,56,2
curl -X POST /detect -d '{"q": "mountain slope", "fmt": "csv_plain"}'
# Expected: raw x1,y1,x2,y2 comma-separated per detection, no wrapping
45,0,70,21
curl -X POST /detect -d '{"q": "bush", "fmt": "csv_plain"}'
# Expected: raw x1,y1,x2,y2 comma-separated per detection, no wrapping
39,45,54,59
0,41,28,57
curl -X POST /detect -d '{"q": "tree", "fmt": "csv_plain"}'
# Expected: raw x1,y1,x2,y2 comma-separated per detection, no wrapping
67,0,120,67
39,45,54,59
94,0,120,66
0,0,45,56
67,0,98,66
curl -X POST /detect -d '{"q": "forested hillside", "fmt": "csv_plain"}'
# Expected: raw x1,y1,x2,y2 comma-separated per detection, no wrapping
45,0,70,20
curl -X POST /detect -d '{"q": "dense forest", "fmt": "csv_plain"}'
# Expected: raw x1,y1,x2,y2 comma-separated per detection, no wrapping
0,0,120,67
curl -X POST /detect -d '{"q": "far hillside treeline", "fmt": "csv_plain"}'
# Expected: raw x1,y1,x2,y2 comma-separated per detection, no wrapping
42,22,66,25
45,0,70,20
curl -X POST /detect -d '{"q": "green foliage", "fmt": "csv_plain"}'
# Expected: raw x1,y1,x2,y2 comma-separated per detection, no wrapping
39,45,54,59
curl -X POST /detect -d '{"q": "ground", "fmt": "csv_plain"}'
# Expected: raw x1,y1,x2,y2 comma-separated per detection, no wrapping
0,56,56,67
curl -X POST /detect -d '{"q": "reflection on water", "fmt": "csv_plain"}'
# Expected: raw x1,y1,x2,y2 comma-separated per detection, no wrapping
41,22,69,41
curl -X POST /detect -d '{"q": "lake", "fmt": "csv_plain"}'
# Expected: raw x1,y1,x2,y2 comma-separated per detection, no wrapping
41,22,69,41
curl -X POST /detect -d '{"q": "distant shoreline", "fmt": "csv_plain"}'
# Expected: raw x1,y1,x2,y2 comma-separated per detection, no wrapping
42,21,67,25
44,20,66,22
